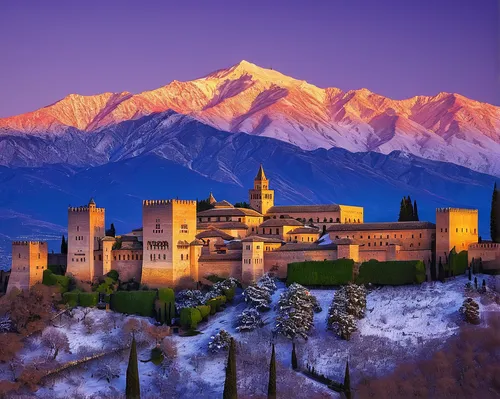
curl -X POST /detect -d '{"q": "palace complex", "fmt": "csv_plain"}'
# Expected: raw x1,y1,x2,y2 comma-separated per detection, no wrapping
6,165,499,292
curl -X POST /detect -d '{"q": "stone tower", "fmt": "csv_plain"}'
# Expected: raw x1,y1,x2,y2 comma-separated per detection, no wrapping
66,198,105,282
435,208,478,262
141,199,197,288
7,241,48,293
241,236,265,283
249,165,274,215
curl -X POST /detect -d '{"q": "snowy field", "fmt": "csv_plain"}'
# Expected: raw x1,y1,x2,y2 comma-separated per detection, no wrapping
4,275,499,398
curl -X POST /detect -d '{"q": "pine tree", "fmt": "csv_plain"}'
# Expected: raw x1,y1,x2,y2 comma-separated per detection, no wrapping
126,337,140,399
491,182,499,243
413,200,419,221
267,344,276,399
291,342,298,370
343,360,351,399
223,338,237,399
60,235,67,254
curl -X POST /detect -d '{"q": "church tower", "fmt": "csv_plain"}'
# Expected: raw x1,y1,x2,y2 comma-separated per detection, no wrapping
249,165,274,215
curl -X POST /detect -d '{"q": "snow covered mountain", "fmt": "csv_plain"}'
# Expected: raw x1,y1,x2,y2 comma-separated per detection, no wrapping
1,60,499,175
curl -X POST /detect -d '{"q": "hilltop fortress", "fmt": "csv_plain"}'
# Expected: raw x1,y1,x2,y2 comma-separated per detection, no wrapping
6,165,497,292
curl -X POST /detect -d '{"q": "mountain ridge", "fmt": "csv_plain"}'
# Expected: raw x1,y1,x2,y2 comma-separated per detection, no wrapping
1,60,499,176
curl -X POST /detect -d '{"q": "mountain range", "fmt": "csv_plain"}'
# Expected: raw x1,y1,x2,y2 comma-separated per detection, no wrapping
0,61,498,269
1,60,499,176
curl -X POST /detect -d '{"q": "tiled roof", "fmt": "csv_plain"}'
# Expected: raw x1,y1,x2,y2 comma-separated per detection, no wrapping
198,207,263,217
287,227,320,234
274,242,337,252
190,239,204,246
197,221,249,230
260,218,303,227
241,235,284,243
255,165,267,180
196,228,235,241
267,204,341,214
327,221,436,232
213,200,234,208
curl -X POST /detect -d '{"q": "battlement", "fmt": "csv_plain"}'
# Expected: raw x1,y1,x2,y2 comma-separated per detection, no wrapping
12,241,47,246
68,206,105,213
142,199,197,207
469,242,500,250
436,208,478,214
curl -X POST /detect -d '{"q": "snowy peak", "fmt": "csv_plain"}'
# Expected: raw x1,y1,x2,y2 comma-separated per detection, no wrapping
1,61,499,176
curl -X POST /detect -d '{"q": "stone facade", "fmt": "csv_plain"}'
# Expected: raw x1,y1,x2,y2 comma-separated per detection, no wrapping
66,199,105,282
436,208,478,263
249,165,274,215
7,241,48,292
468,242,500,272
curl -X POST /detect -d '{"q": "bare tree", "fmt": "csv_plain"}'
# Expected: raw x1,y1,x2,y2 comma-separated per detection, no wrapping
146,324,171,346
93,357,120,383
41,327,70,360
0,333,23,363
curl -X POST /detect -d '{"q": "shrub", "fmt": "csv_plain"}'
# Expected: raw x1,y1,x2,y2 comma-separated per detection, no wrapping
287,259,354,286
95,277,117,295
196,305,211,320
206,296,227,315
79,292,99,307
205,274,225,284
223,286,236,302
110,291,157,317
42,270,70,293
63,291,80,307
180,307,203,329
356,260,426,285
106,270,119,281
158,288,175,303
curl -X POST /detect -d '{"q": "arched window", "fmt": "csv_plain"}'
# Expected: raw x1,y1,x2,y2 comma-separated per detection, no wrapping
181,254,184,261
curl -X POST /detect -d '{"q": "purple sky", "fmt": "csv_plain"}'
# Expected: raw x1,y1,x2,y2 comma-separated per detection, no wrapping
0,0,498,118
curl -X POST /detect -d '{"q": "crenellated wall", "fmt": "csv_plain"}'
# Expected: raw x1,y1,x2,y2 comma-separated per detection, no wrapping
8,241,48,292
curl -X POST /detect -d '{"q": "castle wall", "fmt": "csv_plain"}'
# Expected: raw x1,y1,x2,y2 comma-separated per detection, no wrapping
242,241,265,283
339,206,364,223
198,258,242,281
48,253,67,268
436,208,478,262
468,242,500,271
8,242,48,293
328,227,435,251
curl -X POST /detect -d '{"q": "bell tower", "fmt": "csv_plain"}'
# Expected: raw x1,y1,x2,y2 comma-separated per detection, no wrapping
249,165,274,215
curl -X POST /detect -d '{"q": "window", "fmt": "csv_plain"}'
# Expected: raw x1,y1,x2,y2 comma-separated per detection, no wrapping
181,254,184,260
380,242,382,246
374,242,376,246
77,226,79,232
368,243,371,247
412,234,414,239
118,255,121,260
276,228,279,235
441,228,443,232
386,235,389,239
163,254,166,260
386,242,388,246
186,254,189,260
256,245,261,249
18,253,21,258
445,228,448,232
180,224,188,233
456,228,458,232
368,235,371,239
246,245,251,250
419,233,422,238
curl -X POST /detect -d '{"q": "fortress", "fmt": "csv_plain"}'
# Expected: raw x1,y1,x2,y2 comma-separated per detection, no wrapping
5,165,494,292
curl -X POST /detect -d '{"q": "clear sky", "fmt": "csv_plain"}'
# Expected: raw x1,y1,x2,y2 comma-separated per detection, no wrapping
0,0,498,117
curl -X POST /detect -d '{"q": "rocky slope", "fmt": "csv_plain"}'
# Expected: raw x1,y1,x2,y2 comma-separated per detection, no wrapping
1,61,499,175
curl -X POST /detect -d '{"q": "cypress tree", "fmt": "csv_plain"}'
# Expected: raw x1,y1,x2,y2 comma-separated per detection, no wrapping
491,183,499,243
291,342,298,370
223,338,237,399
474,276,478,290
482,279,486,291
110,223,116,237
413,200,419,221
60,235,67,254
267,344,276,399
407,196,413,221
343,360,351,399
126,337,140,399
398,199,405,221
438,258,445,282
468,265,472,281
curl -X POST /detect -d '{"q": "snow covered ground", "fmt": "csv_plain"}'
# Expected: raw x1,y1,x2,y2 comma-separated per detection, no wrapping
6,275,499,398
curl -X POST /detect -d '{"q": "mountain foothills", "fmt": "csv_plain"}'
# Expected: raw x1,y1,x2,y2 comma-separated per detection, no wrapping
0,61,499,176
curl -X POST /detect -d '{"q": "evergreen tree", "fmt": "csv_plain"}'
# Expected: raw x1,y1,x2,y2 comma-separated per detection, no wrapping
126,337,140,399
223,338,237,399
491,182,499,243
398,199,406,222
407,196,414,221
474,276,478,290
438,259,445,282
468,266,472,281
60,235,67,254
291,342,298,370
109,223,116,237
482,279,487,292
267,344,276,399
343,360,351,399
413,200,419,221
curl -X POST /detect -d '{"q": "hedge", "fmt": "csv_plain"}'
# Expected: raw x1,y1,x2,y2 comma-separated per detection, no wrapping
223,286,236,302
110,290,157,317
448,249,468,276
287,259,354,286
47,264,65,276
196,305,211,319
79,292,99,307
158,288,175,304
180,307,203,329
356,260,426,285
206,296,227,315
106,270,119,281
63,291,79,307
43,270,70,293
